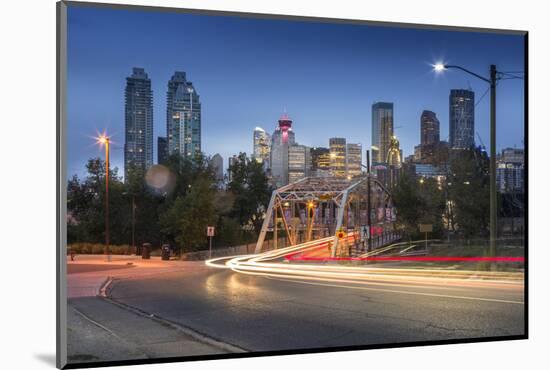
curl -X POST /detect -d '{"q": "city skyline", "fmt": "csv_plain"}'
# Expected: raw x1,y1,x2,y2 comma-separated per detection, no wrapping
67,6,524,179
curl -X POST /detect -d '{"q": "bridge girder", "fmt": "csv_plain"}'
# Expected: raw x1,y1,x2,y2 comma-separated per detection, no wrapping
255,175,395,255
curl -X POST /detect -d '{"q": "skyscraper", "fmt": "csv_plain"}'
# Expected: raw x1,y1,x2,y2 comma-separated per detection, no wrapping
253,127,271,168
497,148,524,193
420,110,440,163
288,144,311,184
124,67,153,179
449,89,475,149
311,147,330,177
270,113,296,187
387,136,402,168
500,147,524,163
372,102,394,164
166,71,201,158
421,110,440,145
211,153,224,183
346,143,362,178
329,137,346,178
227,155,238,182
157,136,167,165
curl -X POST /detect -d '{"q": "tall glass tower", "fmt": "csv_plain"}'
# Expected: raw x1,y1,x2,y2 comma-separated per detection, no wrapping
371,102,394,164
449,89,475,149
124,67,153,180
270,113,295,187
253,127,271,168
166,71,201,158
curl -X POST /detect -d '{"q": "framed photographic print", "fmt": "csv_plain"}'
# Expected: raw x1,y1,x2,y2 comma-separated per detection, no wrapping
57,1,527,368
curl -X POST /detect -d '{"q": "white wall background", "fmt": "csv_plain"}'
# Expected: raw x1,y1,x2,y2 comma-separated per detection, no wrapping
0,0,547,369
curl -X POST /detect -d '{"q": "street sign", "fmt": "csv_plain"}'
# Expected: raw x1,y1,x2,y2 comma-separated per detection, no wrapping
419,224,432,251
337,228,346,239
419,224,433,233
207,226,215,259
207,226,215,237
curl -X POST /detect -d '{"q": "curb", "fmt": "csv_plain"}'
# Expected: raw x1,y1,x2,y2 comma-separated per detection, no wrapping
98,276,113,297
97,278,246,354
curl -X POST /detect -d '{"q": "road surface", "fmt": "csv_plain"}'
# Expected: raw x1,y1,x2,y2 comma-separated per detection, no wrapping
107,261,524,353
66,256,236,365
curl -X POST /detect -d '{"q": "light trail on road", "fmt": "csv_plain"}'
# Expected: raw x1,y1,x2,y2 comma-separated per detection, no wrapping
205,239,524,303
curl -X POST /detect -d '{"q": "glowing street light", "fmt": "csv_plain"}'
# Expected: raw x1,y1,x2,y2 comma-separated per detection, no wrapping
95,132,111,262
433,63,446,72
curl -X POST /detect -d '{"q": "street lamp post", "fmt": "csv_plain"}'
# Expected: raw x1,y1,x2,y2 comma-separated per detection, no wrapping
434,63,498,262
132,195,136,255
98,134,111,262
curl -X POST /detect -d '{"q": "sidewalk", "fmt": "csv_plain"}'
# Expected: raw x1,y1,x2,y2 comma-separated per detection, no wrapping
68,297,228,365
65,255,242,365
66,255,184,298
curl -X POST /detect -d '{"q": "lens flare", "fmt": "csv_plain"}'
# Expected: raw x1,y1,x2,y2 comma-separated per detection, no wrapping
145,164,175,194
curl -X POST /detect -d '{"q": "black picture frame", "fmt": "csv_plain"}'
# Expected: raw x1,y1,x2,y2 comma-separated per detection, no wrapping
56,2,528,368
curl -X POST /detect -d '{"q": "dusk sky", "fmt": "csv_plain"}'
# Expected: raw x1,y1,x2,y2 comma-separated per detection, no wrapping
67,5,525,178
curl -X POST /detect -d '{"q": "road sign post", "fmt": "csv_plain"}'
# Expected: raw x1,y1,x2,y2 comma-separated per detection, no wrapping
419,224,433,251
207,226,215,259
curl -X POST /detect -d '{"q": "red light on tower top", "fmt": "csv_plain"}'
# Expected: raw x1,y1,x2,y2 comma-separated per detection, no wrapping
278,112,292,144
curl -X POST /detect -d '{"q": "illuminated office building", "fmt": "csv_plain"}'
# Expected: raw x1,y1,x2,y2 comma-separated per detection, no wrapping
372,102,394,164
329,137,347,178
311,147,330,177
288,144,311,184
253,127,271,168
420,110,440,163
449,89,475,149
166,71,201,158
346,143,362,178
124,67,153,179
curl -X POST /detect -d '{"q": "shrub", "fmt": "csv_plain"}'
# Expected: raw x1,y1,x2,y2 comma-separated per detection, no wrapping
68,243,133,255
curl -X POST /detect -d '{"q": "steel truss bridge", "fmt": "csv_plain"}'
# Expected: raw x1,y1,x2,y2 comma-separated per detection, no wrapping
255,176,400,258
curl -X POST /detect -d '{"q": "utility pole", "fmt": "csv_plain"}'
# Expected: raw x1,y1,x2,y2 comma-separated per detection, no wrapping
366,150,372,253
489,64,497,267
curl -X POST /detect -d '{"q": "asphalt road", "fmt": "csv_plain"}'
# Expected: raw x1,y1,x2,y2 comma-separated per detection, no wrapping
108,261,525,352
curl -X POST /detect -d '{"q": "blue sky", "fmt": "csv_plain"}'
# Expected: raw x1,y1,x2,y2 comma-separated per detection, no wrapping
67,5,525,178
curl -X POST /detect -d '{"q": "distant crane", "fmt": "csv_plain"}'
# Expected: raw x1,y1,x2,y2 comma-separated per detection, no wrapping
393,125,403,134
476,132,486,151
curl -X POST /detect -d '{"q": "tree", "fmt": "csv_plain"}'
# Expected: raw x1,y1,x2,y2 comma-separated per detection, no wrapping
228,153,272,234
67,158,128,245
417,177,445,237
68,152,268,253
160,177,216,252
161,152,213,202
448,148,490,239
392,172,426,237
125,165,163,247
392,172,445,238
